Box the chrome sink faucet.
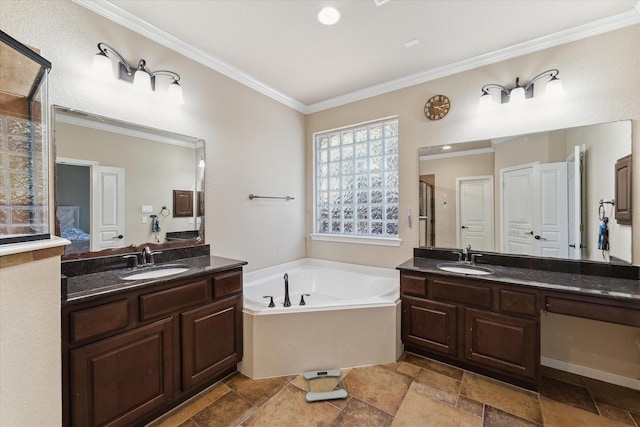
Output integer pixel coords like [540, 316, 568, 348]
[141, 246, 162, 267]
[454, 245, 475, 264]
[462, 245, 471, 263]
[283, 273, 291, 307]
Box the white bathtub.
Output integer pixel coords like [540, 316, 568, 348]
[239, 258, 402, 379]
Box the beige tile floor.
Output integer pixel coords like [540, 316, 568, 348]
[149, 352, 640, 426]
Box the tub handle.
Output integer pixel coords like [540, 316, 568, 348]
[300, 294, 310, 306]
[263, 296, 275, 308]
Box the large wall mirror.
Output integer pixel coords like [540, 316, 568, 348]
[53, 106, 205, 259]
[419, 120, 632, 265]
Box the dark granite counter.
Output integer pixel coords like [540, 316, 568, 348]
[397, 256, 640, 302]
[63, 255, 247, 306]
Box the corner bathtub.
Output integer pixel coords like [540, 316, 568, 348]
[239, 258, 402, 379]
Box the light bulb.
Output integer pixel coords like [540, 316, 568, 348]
[509, 86, 525, 104]
[478, 92, 494, 111]
[92, 53, 113, 80]
[133, 69, 151, 92]
[168, 81, 184, 105]
[545, 77, 565, 100]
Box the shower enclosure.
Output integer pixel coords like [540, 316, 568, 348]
[0, 30, 51, 244]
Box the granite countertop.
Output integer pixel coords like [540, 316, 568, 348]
[397, 257, 640, 302]
[63, 255, 247, 306]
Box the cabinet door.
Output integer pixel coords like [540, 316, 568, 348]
[181, 295, 242, 390]
[465, 308, 537, 380]
[614, 154, 631, 224]
[71, 318, 173, 427]
[402, 295, 457, 356]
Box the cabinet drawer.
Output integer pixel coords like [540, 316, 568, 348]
[430, 278, 491, 309]
[213, 270, 242, 299]
[499, 289, 537, 317]
[70, 299, 129, 344]
[545, 296, 640, 327]
[140, 279, 208, 321]
[401, 274, 427, 296]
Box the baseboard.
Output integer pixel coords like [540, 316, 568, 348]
[541, 357, 640, 390]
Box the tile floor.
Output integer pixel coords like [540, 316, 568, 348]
[149, 352, 640, 427]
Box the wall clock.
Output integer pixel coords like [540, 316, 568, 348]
[424, 95, 450, 120]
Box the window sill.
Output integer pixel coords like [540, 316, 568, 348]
[309, 233, 402, 247]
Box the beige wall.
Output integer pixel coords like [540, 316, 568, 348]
[307, 25, 640, 383]
[0, 255, 63, 426]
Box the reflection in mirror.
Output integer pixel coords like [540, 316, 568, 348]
[419, 121, 632, 264]
[53, 106, 205, 259]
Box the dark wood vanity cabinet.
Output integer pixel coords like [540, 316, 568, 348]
[401, 272, 540, 389]
[62, 268, 243, 427]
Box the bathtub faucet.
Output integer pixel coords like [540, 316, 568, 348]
[283, 273, 291, 307]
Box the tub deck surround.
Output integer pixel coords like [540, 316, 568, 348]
[240, 258, 402, 379]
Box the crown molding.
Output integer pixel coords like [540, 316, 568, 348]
[305, 8, 640, 113]
[74, 0, 639, 115]
[72, 0, 307, 113]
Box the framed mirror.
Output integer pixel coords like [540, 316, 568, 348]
[418, 120, 632, 264]
[53, 106, 205, 259]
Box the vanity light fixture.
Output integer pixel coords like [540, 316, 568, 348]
[479, 69, 564, 110]
[92, 42, 184, 105]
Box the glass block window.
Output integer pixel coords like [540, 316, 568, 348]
[315, 117, 399, 239]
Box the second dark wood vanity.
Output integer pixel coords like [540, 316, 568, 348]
[398, 249, 640, 391]
[61, 248, 246, 427]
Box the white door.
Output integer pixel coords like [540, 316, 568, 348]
[457, 177, 493, 251]
[91, 166, 125, 251]
[501, 166, 534, 255]
[533, 162, 568, 258]
[501, 163, 569, 258]
[567, 145, 584, 260]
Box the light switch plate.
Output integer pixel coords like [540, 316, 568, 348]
[141, 205, 153, 213]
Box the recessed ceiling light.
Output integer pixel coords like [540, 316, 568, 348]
[317, 6, 341, 25]
[442, 145, 452, 150]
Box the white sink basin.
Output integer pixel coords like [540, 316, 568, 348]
[122, 265, 190, 281]
[436, 263, 494, 276]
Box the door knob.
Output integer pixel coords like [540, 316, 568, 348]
[534, 235, 546, 240]
[461, 226, 468, 229]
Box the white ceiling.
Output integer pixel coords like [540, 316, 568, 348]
[75, 0, 640, 113]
